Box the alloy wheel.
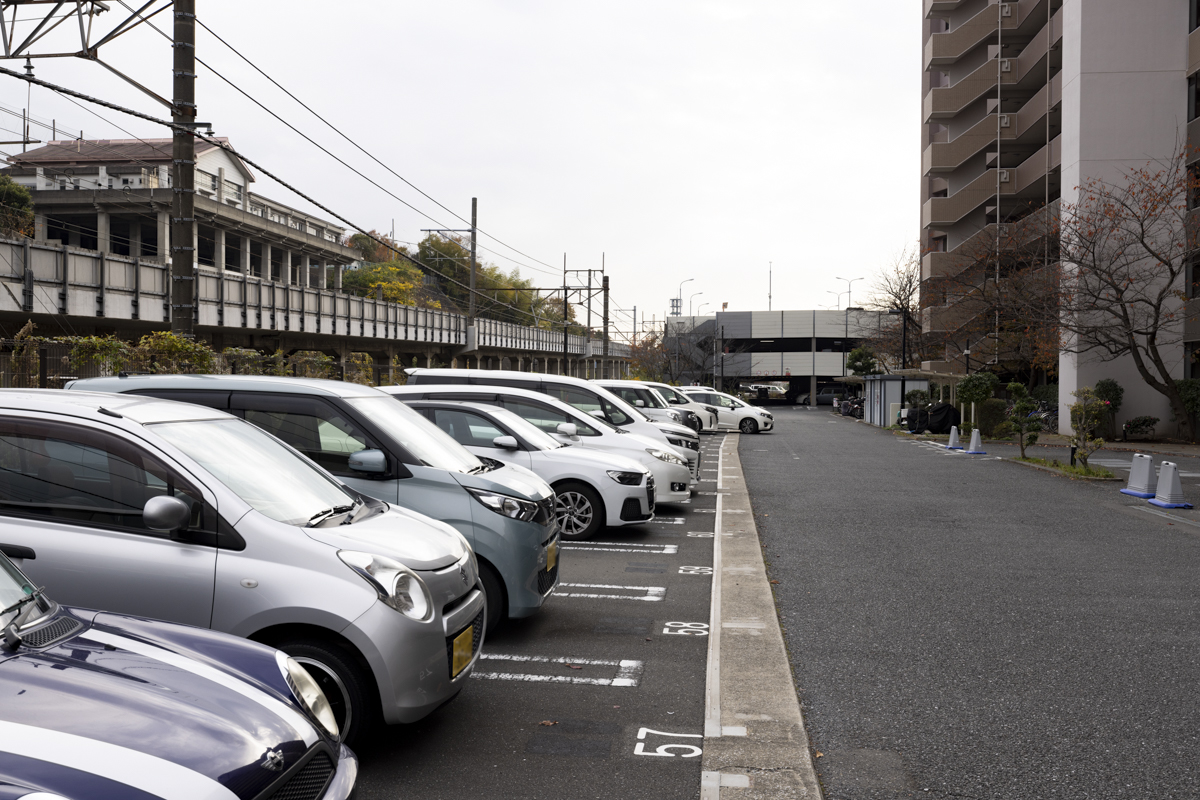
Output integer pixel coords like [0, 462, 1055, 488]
[556, 491, 595, 537]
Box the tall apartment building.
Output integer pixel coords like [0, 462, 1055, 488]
[920, 0, 1192, 432]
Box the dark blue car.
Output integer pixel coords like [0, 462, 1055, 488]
[0, 550, 357, 799]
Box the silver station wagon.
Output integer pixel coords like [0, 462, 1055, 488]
[0, 389, 485, 745]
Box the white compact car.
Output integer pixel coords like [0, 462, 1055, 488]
[380, 384, 695, 504]
[639, 381, 720, 432]
[680, 387, 775, 434]
[594, 379, 697, 430]
[405, 399, 654, 540]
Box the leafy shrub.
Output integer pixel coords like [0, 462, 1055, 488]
[978, 398, 1008, 437]
[1123, 415, 1159, 437]
[1069, 386, 1106, 468]
[1031, 383, 1059, 404]
[905, 389, 929, 408]
[1004, 382, 1042, 457]
[1094, 378, 1123, 415]
[957, 372, 999, 406]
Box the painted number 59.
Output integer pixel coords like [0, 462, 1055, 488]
[634, 727, 703, 758]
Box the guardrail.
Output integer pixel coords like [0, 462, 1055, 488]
[0, 235, 629, 359]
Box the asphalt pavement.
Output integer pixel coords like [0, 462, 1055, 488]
[744, 409, 1200, 799]
[351, 435, 729, 799]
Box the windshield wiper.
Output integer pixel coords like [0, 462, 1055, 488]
[307, 505, 355, 527]
[1, 587, 46, 650]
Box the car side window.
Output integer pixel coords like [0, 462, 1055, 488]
[0, 416, 212, 537]
[233, 394, 378, 477]
[718, 395, 737, 408]
[430, 409, 506, 448]
[500, 399, 600, 437]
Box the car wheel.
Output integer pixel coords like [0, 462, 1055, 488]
[685, 415, 702, 433]
[479, 560, 506, 633]
[554, 481, 605, 541]
[279, 639, 377, 748]
[739, 418, 759, 434]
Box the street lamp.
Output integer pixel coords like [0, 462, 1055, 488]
[696, 302, 710, 316]
[836, 276, 864, 308]
[689, 292, 704, 317]
[676, 278, 694, 317]
[826, 290, 848, 310]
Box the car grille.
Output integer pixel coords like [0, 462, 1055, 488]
[535, 497, 557, 532]
[21, 616, 82, 648]
[646, 475, 656, 513]
[538, 561, 559, 595]
[445, 609, 485, 679]
[266, 750, 334, 800]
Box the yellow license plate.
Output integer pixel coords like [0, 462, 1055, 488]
[547, 541, 558, 571]
[451, 627, 474, 677]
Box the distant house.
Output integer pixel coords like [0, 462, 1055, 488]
[2, 137, 357, 287]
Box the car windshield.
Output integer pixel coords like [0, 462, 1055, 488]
[153, 418, 356, 526]
[655, 386, 689, 405]
[486, 407, 565, 451]
[348, 397, 483, 474]
[0, 555, 48, 629]
[641, 389, 670, 409]
[719, 393, 748, 408]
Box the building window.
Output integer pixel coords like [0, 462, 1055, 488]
[1190, 75, 1200, 122]
[1192, 0, 1200, 32]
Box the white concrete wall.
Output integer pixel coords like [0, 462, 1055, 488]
[1057, 0, 1188, 434]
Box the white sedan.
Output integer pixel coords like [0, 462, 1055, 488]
[680, 388, 775, 434]
[404, 399, 657, 540]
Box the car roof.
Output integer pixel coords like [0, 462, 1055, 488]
[380, 383, 596, 420]
[69, 374, 386, 399]
[407, 367, 592, 388]
[0, 388, 231, 426]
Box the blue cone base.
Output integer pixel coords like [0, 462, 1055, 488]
[1148, 498, 1193, 509]
[946, 446, 963, 450]
[965, 450, 986, 454]
[1120, 489, 1156, 498]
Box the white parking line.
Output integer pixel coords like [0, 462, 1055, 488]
[554, 583, 666, 601]
[473, 655, 644, 687]
[561, 542, 679, 554]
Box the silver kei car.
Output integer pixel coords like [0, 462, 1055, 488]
[0, 390, 485, 746]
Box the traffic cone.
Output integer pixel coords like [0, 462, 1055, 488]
[964, 429, 985, 454]
[946, 426, 963, 450]
[1149, 462, 1193, 508]
[1120, 453, 1157, 498]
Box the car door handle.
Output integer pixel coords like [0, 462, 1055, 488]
[0, 543, 35, 561]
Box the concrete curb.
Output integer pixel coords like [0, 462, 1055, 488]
[700, 434, 823, 799]
[1001, 457, 1124, 481]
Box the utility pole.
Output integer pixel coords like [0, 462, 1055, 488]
[562, 253, 569, 375]
[171, 0, 197, 338]
[602, 274, 610, 358]
[469, 197, 477, 324]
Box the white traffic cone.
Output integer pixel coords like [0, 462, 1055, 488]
[1120, 453, 1157, 498]
[1149, 462, 1193, 509]
[965, 429, 985, 454]
[947, 426, 963, 450]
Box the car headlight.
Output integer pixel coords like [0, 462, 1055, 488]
[667, 410, 682, 422]
[337, 550, 433, 621]
[277, 652, 339, 740]
[647, 448, 687, 467]
[467, 487, 539, 521]
[667, 436, 699, 451]
[607, 469, 645, 485]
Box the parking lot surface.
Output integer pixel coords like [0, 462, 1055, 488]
[352, 434, 730, 799]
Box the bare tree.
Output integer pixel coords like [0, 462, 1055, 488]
[1057, 149, 1199, 440]
[859, 247, 925, 371]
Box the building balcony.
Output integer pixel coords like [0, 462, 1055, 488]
[923, 169, 1001, 228]
[924, 58, 1020, 121]
[924, 0, 1030, 68]
[925, 0, 967, 17]
[1190, 25, 1200, 78]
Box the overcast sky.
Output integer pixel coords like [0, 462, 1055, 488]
[2, 1, 920, 339]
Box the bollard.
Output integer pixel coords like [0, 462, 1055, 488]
[964, 429, 986, 454]
[947, 426, 963, 450]
[1119, 453, 1157, 498]
[1148, 462, 1193, 509]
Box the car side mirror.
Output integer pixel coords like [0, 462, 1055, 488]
[144, 495, 190, 532]
[348, 449, 387, 473]
[492, 435, 519, 450]
[556, 423, 578, 437]
[634, 399, 645, 407]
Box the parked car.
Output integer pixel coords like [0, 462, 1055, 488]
[405, 399, 654, 540]
[814, 387, 841, 406]
[639, 381, 720, 432]
[67, 375, 558, 633]
[404, 369, 702, 486]
[680, 388, 775, 433]
[0, 550, 357, 798]
[380, 384, 695, 505]
[2, 388, 482, 744]
[593, 379, 690, 427]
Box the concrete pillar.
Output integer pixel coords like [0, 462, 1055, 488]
[95, 211, 110, 253]
[301, 254, 311, 287]
[239, 236, 250, 275]
[97, 166, 108, 190]
[318, 261, 327, 289]
[214, 228, 226, 271]
[34, 211, 46, 241]
[192, 225, 198, 269]
[217, 167, 226, 204]
[333, 263, 343, 291]
[264, 243, 273, 282]
[129, 220, 141, 256]
[156, 210, 169, 260]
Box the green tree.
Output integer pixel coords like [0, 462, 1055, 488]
[1094, 378, 1124, 437]
[1004, 381, 1042, 458]
[341, 260, 439, 308]
[956, 372, 999, 407]
[0, 175, 33, 237]
[1069, 386, 1107, 469]
[846, 346, 881, 376]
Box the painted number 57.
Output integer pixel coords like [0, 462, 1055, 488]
[634, 727, 703, 758]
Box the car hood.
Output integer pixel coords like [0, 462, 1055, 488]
[305, 504, 467, 570]
[540, 445, 648, 475]
[0, 608, 330, 800]
[452, 463, 554, 503]
[653, 420, 699, 439]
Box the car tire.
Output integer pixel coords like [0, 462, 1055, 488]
[279, 638, 377, 748]
[739, 418, 759, 434]
[479, 560, 506, 633]
[685, 415, 702, 433]
[554, 481, 605, 541]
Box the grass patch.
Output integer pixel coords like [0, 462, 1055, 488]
[1015, 456, 1114, 479]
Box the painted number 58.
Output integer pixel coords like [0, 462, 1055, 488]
[634, 727, 703, 758]
[663, 622, 709, 636]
